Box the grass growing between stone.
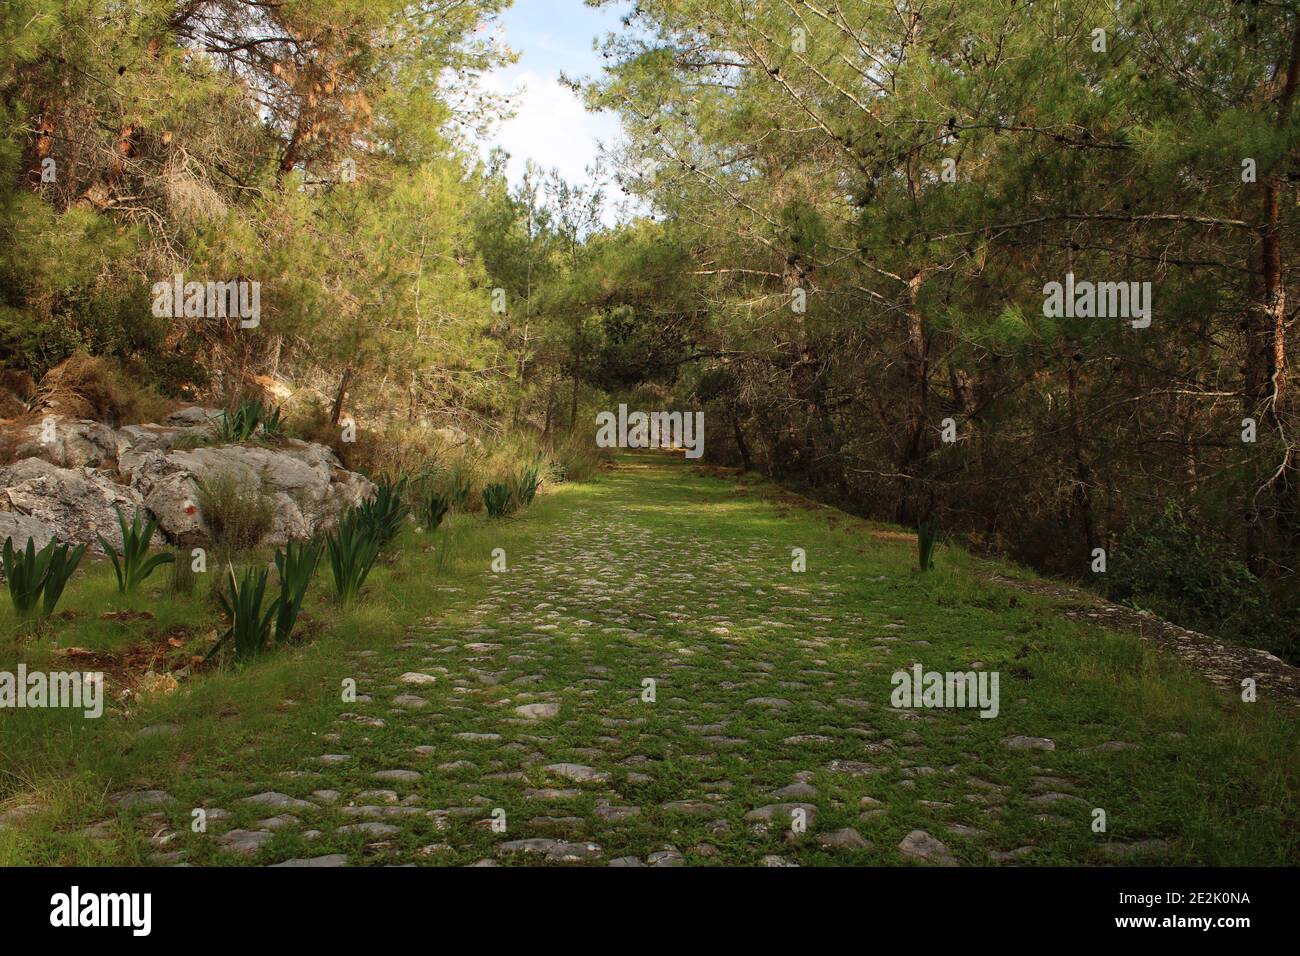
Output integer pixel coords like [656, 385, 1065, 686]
[1, 452, 1297, 866]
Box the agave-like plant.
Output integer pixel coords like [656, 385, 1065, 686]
[511, 461, 543, 508]
[356, 476, 410, 547]
[273, 538, 321, 645]
[420, 490, 449, 532]
[325, 511, 380, 605]
[2, 536, 48, 616]
[216, 400, 263, 442]
[216, 399, 284, 442]
[482, 481, 515, 519]
[41, 540, 86, 617]
[207, 564, 280, 662]
[98, 506, 174, 593]
[260, 403, 284, 438]
[2, 536, 85, 617]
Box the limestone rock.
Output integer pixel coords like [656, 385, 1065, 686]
[0, 458, 156, 553]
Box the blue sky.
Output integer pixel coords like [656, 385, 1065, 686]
[479, 0, 632, 193]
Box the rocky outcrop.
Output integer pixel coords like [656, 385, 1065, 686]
[0, 457, 156, 553]
[11, 417, 120, 469]
[0, 408, 374, 552]
[127, 440, 373, 545]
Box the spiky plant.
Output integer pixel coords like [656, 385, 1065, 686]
[98, 506, 174, 593]
[420, 490, 450, 532]
[325, 511, 380, 606]
[2, 536, 85, 617]
[511, 461, 543, 508]
[273, 538, 321, 645]
[208, 564, 280, 662]
[356, 476, 409, 547]
[482, 481, 514, 519]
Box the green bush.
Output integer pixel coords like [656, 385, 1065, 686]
[97, 506, 174, 593]
[1107, 503, 1279, 652]
[2, 536, 86, 618]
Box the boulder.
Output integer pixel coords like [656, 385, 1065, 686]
[164, 406, 223, 427]
[12, 418, 119, 469]
[0, 458, 157, 553]
[128, 440, 374, 546]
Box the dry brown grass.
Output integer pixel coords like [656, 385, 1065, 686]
[32, 353, 171, 425]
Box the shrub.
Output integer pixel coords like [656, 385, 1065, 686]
[207, 564, 278, 662]
[295, 417, 454, 480]
[285, 397, 339, 449]
[483, 481, 515, 519]
[2, 536, 86, 617]
[547, 430, 605, 482]
[1107, 503, 1267, 644]
[273, 539, 321, 645]
[97, 506, 174, 593]
[193, 468, 276, 552]
[31, 352, 169, 426]
[325, 511, 380, 605]
[169, 548, 196, 594]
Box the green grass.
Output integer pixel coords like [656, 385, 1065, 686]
[1, 452, 1296, 866]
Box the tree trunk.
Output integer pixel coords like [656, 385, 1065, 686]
[730, 407, 753, 471]
[1066, 360, 1100, 560]
[1245, 23, 1300, 574]
[330, 366, 353, 426]
[896, 272, 930, 525]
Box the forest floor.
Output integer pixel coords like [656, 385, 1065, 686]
[2, 452, 1297, 866]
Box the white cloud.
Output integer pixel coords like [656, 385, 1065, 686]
[478, 68, 622, 187]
